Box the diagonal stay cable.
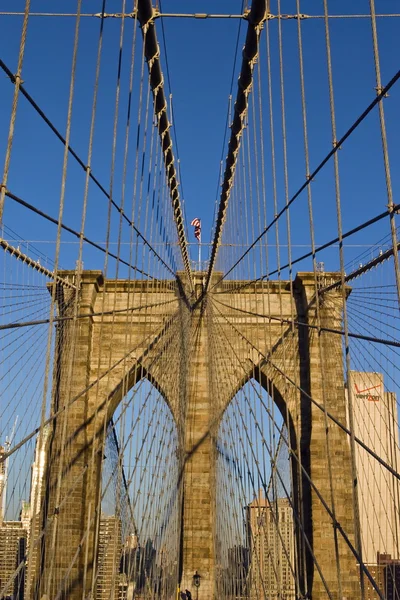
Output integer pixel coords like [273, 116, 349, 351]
[205, 0, 268, 292]
[4, 188, 161, 281]
[211, 67, 400, 290]
[108, 416, 138, 537]
[319, 241, 400, 293]
[0, 58, 178, 281]
[210, 305, 385, 599]
[216, 327, 384, 599]
[136, 0, 193, 291]
[0, 297, 179, 331]
[211, 298, 400, 483]
[214, 201, 400, 296]
[0, 307, 182, 464]
[211, 297, 400, 598]
[213, 296, 400, 348]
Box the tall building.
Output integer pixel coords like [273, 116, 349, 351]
[96, 515, 123, 600]
[364, 553, 400, 600]
[24, 425, 51, 599]
[0, 440, 29, 599]
[29, 426, 51, 523]
[383, 557, 400, 600]
[0, 521, 27, 600]
[20, 502, 30, 533]
[348, 372, 400, 597]
[246, 493, 295, 600]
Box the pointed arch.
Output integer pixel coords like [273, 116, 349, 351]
[105, 361, 176, 425]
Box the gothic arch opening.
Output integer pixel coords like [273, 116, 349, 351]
[99, 378, 180, 600]
[215, 377, 297, 600]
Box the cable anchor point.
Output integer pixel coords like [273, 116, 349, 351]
[387, 204, 400, 215]
[375, 85, 389, 98]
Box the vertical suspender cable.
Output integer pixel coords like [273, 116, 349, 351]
[204, 0, 268, 292]
[368, 0, 400, 308]
[322, 2, 365, 598]
[0, 0, 31, 223]
[136, 0, 193, 293]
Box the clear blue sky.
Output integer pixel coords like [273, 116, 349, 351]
[1, 1, 399, 273]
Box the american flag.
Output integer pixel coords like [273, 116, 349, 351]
[190, 217, 201, 241]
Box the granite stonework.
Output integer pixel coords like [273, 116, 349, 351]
[35, 270, 359, 599]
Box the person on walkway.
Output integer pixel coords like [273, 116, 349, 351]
[185, 590, 192, 600]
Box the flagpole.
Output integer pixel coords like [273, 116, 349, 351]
[198, 238, 201, 270]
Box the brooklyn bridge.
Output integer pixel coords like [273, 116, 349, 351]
[0, 1, 399, 599]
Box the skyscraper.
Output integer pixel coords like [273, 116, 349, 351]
[0, 521, 27, 600]
[24, 425, 51, 599]
[29, 426, 51, 524]
[246, 492, 295, 600]
[348, 371, 400, 597]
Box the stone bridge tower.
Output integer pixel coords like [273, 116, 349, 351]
[32, 270, 359, 599]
